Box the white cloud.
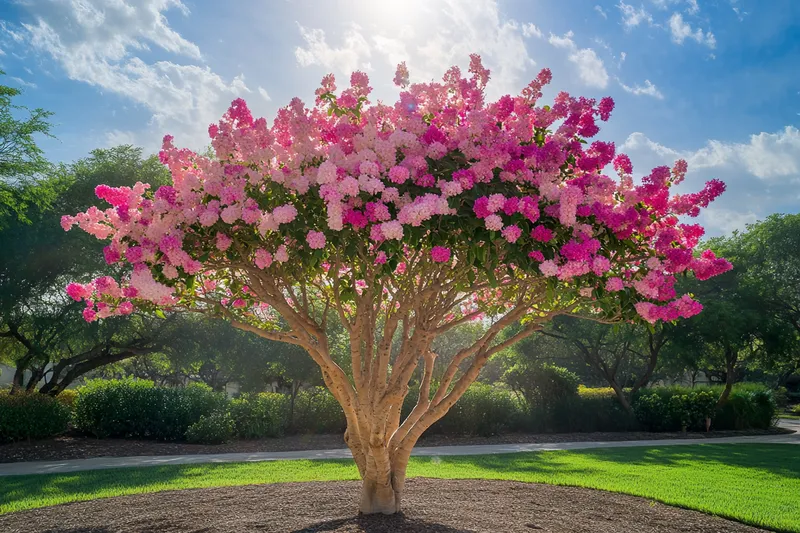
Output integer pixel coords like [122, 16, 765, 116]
[522, 23, 543, 39]
[619, 79, 664, 99]
[703, 208, 758, 234]
[695, 127, 800, 180]
[623, 128, 800, 179]
[622, 131, 682, 159]
[10, 76, 36, 88]
[0, 48, 5, 56]
[294, 0, 537, 99]
[294, 24, 372, 75]
[16, 0, 249, 151]
[617, 2, 654, 28]
[595, 5, 608, 19]
[548, 31, 609, 89]
[0, 21, 25, 43]
[668, 13, 716, 48]
[650, 0, 678, 9]
[622, 127, 800, 235]
[105, 129, 140, 148]
[686, 0, 700, 15]
[257, 86, 271, 102]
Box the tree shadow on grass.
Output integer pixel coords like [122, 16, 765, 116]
[442, 443, 800, 480]
[572, 443, 800, 477]
[291, 513, 474, 532]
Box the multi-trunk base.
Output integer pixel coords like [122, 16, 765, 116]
[359, 478, 401, 515]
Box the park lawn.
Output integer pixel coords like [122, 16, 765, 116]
[1, 444, 798, 532]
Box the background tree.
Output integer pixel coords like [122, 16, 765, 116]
[0, 71, 57, 228]
[0, 146, 172, 394]
[64, 59, 731, 514]
[715, 214, 800, 382]
[541, 317, 670, 412]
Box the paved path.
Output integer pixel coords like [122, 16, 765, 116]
[2, 419, 796, 477]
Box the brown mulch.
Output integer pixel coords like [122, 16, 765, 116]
[0, 479, 769, 532]
[0, 427, 791, 464]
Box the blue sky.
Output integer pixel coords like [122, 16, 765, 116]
[0, 0, 798, 236]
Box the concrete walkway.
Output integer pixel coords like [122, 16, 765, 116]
[2, 419, 797, 477]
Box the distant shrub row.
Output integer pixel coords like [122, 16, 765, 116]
[0, 379, 779, 444]
[0, 390, 72, 443]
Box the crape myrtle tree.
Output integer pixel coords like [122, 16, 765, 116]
[62, 57, 731, 514]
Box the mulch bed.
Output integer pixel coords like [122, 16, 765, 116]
[0, 427, 790, 464]
[0, 479, 769, 532]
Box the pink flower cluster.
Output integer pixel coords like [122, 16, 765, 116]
[61, 55, 732, 326]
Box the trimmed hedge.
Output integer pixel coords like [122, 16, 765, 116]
[56, 389, 78, 407]
[54, 379, 780, 444]
[0, 391, 72, 443]
[186, 412, 235, 444]
[527, 387, 639, 433]
[429, 383, 522, 436]
[292, 387, 347, 434]
[634, 388, 718, 432]
[230, 392, 289, 439]
[73, 379, 227, 441]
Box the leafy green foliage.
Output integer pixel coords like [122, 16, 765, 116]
[185, 411, 235, 444]
[713, 385, 778, 430]
[0, 71, 56, 229]
[430, 383, 522, 436]
[291, 387, 347, 434]
[706, 214, 800, 379]
[529, 387, 638, 433]
[0, 147, 172, 394]
[72, 379, 226, 440]
[634, 388, 717, 431]
[503, 362, 579, 411]
[0, 390, 71, 442]
[229, 393, 289, 439]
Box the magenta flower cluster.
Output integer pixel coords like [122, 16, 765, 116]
[62, 55, 731, 325]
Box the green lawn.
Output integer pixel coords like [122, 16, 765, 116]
[2, 444, 798, 532]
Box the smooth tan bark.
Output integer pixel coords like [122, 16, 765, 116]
[359, 476, 400, 515]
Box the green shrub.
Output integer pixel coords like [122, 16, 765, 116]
[504, 363, 579, 411]
[432, 383, 523, 436]
[534, 391, 638, 433]
[186, 412, 235, 444]
[230, 393, 289, 438]
[73, 379, 227, 441]
[791, 404, 800, 416]
[56, 389, 78, 407]
[0, 391, 71, 443]
[633, 384, 777, 432]
[292, 387, 346, 434]
[774, 387, 788, 409]
[715, 387, 777, 430]
[633, 389, 717, 432]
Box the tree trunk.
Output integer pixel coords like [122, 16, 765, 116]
[609, 380, 633, 414]
[359, 474, 401, 515]
[356, 444, 409, 515]
[288, 382, 300, 432]
[716, 348, 737, 408]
